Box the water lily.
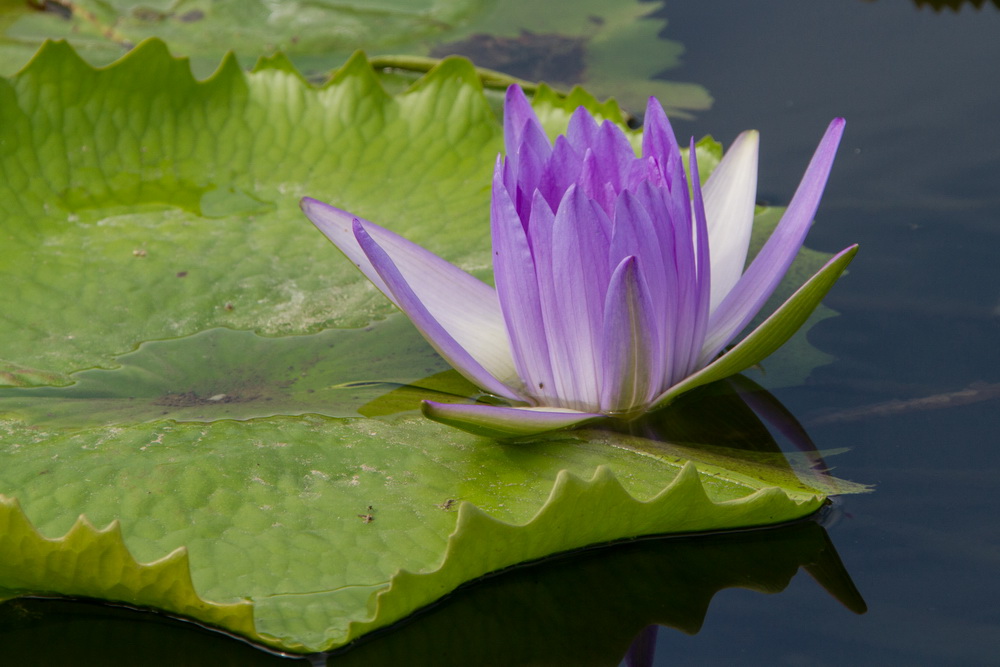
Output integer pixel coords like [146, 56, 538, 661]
[301, 85, 856, 438]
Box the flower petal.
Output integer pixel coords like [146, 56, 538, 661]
[702, 130, 759, 315]
[567, 105, 599, 154]
[537, 135, 581, 211]
[652, 244, 858, 411]
[422, 401, 604, 439]
[661, 163, 699, 383]
[579, 149, 616, 218]
[632, 181, 680, 386]
[593, 120, 638, 192]
[492, 176, 555, 402]
[609, 190, 672, 387]
[503, 85, 547, 160]
[610, 189, 667, 309]
[600, 256, 661, 413]
[641, 96, 685, 193]
[509, 116, 554, 216]
[683, 138, 712, 378]
[349, 217, 525, 402]
[540, 185, 612, 409]
[302, 197, 520, 388]
[700, 119, 846, 364]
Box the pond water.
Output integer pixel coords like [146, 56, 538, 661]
[2, 1, 999, 665]
[663, 1, 1000, 664]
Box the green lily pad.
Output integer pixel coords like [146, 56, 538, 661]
[0, 0, 710, 116]
[0, 41, 860, 653]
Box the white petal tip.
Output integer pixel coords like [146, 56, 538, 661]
[737, 129, 760, 146]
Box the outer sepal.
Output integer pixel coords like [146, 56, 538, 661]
[651, 244, 859, 411]
[421, 401, 605, 439]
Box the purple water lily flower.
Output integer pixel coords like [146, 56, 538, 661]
[301, 85, 856, 438]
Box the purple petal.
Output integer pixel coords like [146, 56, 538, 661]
[662, 166, 698, 383]
[567, 105, 599, 154]
[633, 181, 680, 386]
[501, 157, 520, 216]
[503, 85, 545, 160]
[683, 137, 712, 377]
[600, 256, 662, 413]
[624, 155, 665, 193]
[610, 190, 669, 336]
[610, 191, 666, 292]
[537, 185, 612, 410]
[700, 119, 846, 363]
[577, 149, 604, 210]
[525, 182, 554, 259]
[514, 130, 554, 217]
[422, 401, 604, 439]
[593, 120, 638, 192]
[302, 197, 520, 387]
[351, 218, 525, 402]
[536, 135, 581, 211]
[492, 178, 555, 401]
[578, 149, 621, 221]
[641, 96, 684, 193]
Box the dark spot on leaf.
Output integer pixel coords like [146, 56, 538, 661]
[154, 390, 260, 407]
[179, 9, 205, 23]
[176, 271, 187, 278]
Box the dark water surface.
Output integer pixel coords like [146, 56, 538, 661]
[663, 1, 1000, 664]
[3, 2, 999, 665]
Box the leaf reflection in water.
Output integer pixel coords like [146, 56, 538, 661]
[318, 517, 864, 667]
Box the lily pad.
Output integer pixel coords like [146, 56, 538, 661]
[0, 41, 859, 653]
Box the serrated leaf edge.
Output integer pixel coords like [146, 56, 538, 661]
[2, 462, 821, 654]
[0, 494, 256, 637]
